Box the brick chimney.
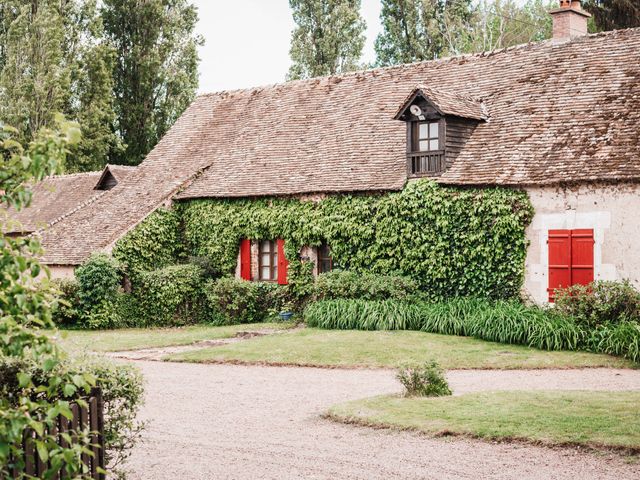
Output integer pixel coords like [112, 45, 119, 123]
[549, 0, 591, 40]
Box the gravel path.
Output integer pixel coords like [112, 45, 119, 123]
[123, 361, 640, 480]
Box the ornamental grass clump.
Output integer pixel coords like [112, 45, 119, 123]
[397, 361, 452, 397]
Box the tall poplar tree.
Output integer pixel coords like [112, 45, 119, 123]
[101, 0, 202, 166]
[375, 0, 474, 66]
[287, 0, 366, 80]
[0, 0, 122, 172]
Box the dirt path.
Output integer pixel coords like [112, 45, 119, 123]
[122, 361, 640, 480]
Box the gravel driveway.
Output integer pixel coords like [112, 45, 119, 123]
[123, 362, 640, 480]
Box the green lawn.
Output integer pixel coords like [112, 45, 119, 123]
[327, 391, 640, 451]
[166, 328, 634, 369]
[55, 322, 292, 353]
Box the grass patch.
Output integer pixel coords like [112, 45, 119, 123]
[55, 322, 292, 353]
[166, 328, 633, 369]
[327, 391, 640, 452]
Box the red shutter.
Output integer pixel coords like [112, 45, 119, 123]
[571, 229, 594, 287]
[547, 229, 594, 302]
[240, 239, 252, 280]
[277, 239, 288, 285]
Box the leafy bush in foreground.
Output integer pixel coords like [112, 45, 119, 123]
[204, 277, 285, 325]
[554, 280, 640, 328]
[304, 298, 640, 362]
[314, 270, 419, 302]
[397, 361, 452, 397]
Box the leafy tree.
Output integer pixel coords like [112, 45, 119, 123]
[375, 0, 474, 66]
[375, 0, 555, 66]
[287, 0, 366, 80]
[0, 0, 122, 172]
[101, 0, 202, 166]
[583, 0, 640, 30]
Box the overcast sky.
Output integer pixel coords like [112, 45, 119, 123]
[192, 0, 383, 93]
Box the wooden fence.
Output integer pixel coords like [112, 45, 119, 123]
[11, 389, 105, 480]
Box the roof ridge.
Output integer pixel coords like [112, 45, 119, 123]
[45, 170, 102, 180]
[196, 28, 640, 99]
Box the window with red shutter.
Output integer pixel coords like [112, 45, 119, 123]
[240, 239, 252, 280]
[277, 239, 289, 285]
[547, 229, 594, 302]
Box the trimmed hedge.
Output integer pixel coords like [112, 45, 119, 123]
[134, 264, 206, 326]
[204, 277, 285, 325]
[304, 298, 640, 362]
[314, 270, 419, 301]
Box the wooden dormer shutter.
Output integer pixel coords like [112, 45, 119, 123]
[240, 239, 252, 280]
[277, 239, 289, 285]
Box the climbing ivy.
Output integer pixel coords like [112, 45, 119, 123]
[112, 208, 183, 275]
[173, 181, 534, 301]
[112, 180, 533, 301]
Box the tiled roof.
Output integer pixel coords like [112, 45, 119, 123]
[393, 84, 488, 121]
[37, 28, 640, 264]
[3, 172, 103, 234]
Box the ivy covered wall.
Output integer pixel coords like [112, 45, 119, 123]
[112, 181, 533, 301]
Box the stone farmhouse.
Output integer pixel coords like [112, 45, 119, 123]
[6, 0, 640, 304]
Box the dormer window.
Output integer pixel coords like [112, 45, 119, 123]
[394, 84, 487, 179]
[413, 120, 441, 152]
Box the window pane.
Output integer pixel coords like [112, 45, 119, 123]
[429, 139, 439, 151]
[429, 122, 439, 138]
[419, 140, 429, 151]
[419, 123, 428, 139]
[273, 265, 278, 279]
[260, 266, 270, 279]
[260, 240, 271, 253]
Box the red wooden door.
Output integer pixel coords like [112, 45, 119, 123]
[240, 239, 252, 280]
[277, 239, 289, 285]
[547, 229, 594, 302]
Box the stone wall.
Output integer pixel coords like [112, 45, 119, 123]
[524, 183, 640, 304]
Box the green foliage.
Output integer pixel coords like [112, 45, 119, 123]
[583, 0, 640, 31]
[180, 181, 533, 302]
[69, 356, 144, 476]
[0, 120, 101, 478]
[287, 0, 366, 80]
[101, 0, 203, 165]
[554, 280, 640, 328]
[204, 277, 285, 326]
[75, 253, 122, 312]
[314, 270, 418, 301]
[586, 321, 640, 363]
[50, 278, 82, 327]
[0, 0, 123, 172]
[304, 297, 640, 362]
[113, 208, 184, 275]
[135, 264, 205, 327]
[375, 0, 554, 66]
[397, 361, 452, 397]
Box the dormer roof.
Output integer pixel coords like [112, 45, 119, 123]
[394, 84, 488, 121]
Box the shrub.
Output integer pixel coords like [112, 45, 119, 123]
[585, 321, 640, 363]
[397, 361, 452, 397]
[75, 253, 122, 311]
[0, 355, 144, 478]
[304, 298, 593, 355]
[204, 277, 285, 325]
[50, 278, 81, 326]
[70, 356, 145, 477]
[314, 270, 419, 302]
[554, 280, 640, 328]
[135, 264, 205, 326]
